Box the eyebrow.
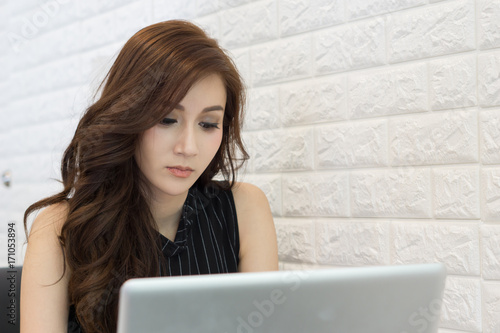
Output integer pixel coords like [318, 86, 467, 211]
[175, 104, 224, 112]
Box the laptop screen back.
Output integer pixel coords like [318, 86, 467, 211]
[117, 263, 446, 333]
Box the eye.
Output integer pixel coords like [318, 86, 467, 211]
[199, 122, 220, 130]
[160, 118, 177, 126]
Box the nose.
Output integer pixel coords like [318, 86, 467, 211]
[173, 125, 198, 157]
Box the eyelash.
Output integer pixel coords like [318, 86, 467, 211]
[159, 118, 220, 130]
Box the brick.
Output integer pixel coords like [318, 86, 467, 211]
[478, 0, 500, 50]
[79, 43, 120, 85]
[77, 0, 136, 19]
[152, 0, 196, 21]
[220, 0, 278, 48]
[280, 0, 344, 36]
[440, 276, 481, 331]
[7, 120, 72, 156]
[0, 6, 6, 31]
[4, 102, 24, 129]
[280, 76, 347, 127]
[316, 220, 389, 265]
[251, 130, 281, 172]
[8, 87, 80, 128]
[315, 18, 385, 75]
[280, 262, 329, 270]
[481, 110, 500, 164]
[219, 0, 253, 9]
[114, 1, 153, 41]
[0, 81, 10, 107]
[482, 168, 500, 221]
[253, 128, 314, 172]
[346, 0, 426, 20]
[44, 0, 79, 31]
[4, 32, 32, 70]
[9, 1, 72, 34]
[274, 218, 315, 263]
[389, 111, 478, 166]
[240, 131, 254, 172]
[0, 55, 9, 81]
[8, 0, 78, 36]
[230, 48, 250, 88]
[10, 182, 63, 213]
[283, 172, 349, 217]
[7, 12, 57, 64]
[433, 167, 480, 219]
[245, 86, 280, 131]
[387, 0, 475, 63]
[197, 0, 219, 16]
[9, 71, 28, 99]
[430, 55, 477, 110]
[251, 35, 312, 86]
[392, 222, 479, 275]
[482, 282, 500, 332]
[45, 55, 83, 92]
[6, 153, 55, 184]
[0, 233, 6, 267]
[6, 0, 38, 16]
[282, 128, 315, 171]
[193, 14, 220, 40]
[36, 23, 82, 61]
[348, 63, 427, 119]
[80, 11, 117, 51]
[351, 168, 431, 218]
[0, 132, 9, 155]
[482, 225, 500, 279]
[316, 119, 388, 168]
[478, 51, 500, 107]
[243, 174, 282, 217]
[0, 32, 13, 59]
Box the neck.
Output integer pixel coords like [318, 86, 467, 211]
[149, 191, 189, 234]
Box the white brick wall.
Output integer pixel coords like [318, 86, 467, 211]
[1, 0, 500, 331]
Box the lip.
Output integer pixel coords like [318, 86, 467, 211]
[166, 166, 194, 178]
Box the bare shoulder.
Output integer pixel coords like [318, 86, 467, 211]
[21, 201, 71, 332]
[231, 182, 278, 272]
[231, 182, 269, 210]
[28, 201, 69, 239]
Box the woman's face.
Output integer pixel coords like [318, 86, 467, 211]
[135, 74, 226, 199]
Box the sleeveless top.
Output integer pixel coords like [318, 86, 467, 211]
[67, 181, 240, 332]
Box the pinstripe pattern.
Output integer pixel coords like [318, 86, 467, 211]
[67, 181, 240, 333]
[158, 181, 240, 276]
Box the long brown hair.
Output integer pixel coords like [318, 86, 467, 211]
[24, 20, 248, 333]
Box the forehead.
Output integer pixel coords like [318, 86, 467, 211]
[175, 74, 227, 111]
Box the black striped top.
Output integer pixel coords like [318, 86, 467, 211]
[158, 180, 240, 275]
[68, 181, 240, 332]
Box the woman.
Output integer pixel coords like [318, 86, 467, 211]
[21, 20, 278, 333]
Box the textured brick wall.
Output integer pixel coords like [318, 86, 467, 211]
[1, 0, 500, 331]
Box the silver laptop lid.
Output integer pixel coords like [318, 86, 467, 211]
[117, 263, 446, 333]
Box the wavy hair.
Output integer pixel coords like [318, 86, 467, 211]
[24, 20, 248, 333]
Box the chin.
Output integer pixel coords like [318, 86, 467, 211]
[156, 178, 198, 198]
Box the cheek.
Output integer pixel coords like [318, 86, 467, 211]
[204, 131, 224, 154]
[136, 128, 161, 166]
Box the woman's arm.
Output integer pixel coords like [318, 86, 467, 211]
[232, 182, 279, 272]
[21, 202, 70, 333]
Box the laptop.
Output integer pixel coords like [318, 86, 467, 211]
[117, 263, 446, 333]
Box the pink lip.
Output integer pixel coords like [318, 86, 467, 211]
[167, 166, 194, 178]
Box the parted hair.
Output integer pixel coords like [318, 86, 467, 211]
[24, 20, 248, 333]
